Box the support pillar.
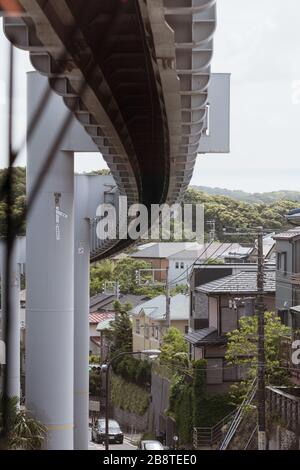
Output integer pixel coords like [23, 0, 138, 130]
[1, 241, 21, 400]
[74, 176, 90, 449]
[26, 72, 74, 449]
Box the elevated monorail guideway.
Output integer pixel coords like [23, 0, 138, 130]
[3, 1, 216, 234]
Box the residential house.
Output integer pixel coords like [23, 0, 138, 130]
[89, 312, 114, 355]
[167, 242, 248, 286]
[273, 227, 300, 327]
[186, 268, 275, 392]
[222, 246, 253, 264]
[130, 294, 189, 352]
[247, 233, 276, 263]
[130, 242, 199, 282]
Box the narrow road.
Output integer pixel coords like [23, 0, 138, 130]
[88, 428, 138, 451]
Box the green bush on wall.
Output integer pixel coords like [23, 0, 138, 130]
[168, 377, 193, 444]
[110, 374, 151, 416]
[168, 359, 235, 444]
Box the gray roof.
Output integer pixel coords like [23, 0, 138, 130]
[196, 270, 275, 295]
[131, 242, 198, 259]
[90, 293, 150, 312]
[168, 242, 247, 261]
[273, 228, 300, 241]
[185, 327, 226, 346]
[291, 305, 300, 314]
[130, 293, 189, 321]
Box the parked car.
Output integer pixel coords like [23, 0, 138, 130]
[91, 419, 124, 444]
[138, 440, 165, 450]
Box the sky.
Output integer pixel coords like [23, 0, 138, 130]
[1, 0, 300, 192]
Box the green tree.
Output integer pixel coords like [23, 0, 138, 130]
[160, 327, 189, 369]
[105, 302, 132, 356]
[226, 312, 291, 403]
[90, 259, 115, 296]
[113, 258, 151, 294]
[90, 258, 152, 296]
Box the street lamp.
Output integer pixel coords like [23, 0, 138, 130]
[102, 349, 161, 451]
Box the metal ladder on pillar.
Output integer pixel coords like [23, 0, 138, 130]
[219, 377, 258, 450]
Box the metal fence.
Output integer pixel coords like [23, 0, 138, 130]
[193, 409, 237, 449]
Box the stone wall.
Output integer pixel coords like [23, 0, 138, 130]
[269, 423, 300, 450]
[112, 406, 149, 433]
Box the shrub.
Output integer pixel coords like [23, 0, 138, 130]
[113, 356, 151, 387]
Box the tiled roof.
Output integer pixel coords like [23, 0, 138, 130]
[196, 270, 275, 295]
[90, 293, 150, 312]
[273, 229, 300, 241]
[185, 327, 226, 346]
[89, 312, 114, 324]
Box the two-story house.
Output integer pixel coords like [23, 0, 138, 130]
[273, 228, 300, 327]
[130, 294, 189, 352]
[186, 267, 275, 392]
[130, 242, 200, 282]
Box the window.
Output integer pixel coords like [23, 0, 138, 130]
[144, 325, 149, 339]
[175, 262, 179, 269]
[135, 319, 140, 334]
[180, 262, 184, 269]
[154, 325, 159, 340]
[277, 252, 287, 273]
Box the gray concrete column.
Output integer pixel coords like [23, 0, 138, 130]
[1, 241, 21, 400]
[74, 176, 90, 449]
[26, 72, 74, 449]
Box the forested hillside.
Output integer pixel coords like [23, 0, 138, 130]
[0, 168, 298, 239]
[184, 188, 298, 241]
[192, 185, 300, 205]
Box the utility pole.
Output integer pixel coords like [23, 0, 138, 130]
[165, 266, 171, 328]
[207, 219, 216, 243]
[256, 228, 266, 450]
[115, 281, 120, 301]
[222, 226, 268, 449]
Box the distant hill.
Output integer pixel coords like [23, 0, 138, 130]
[191, 186, 300, 205]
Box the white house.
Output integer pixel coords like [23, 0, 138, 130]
[167, 242, 247, 286]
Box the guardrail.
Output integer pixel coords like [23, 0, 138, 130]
[193, 409, 236, 448]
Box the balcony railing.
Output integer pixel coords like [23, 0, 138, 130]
[267, 386, 300, 434]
